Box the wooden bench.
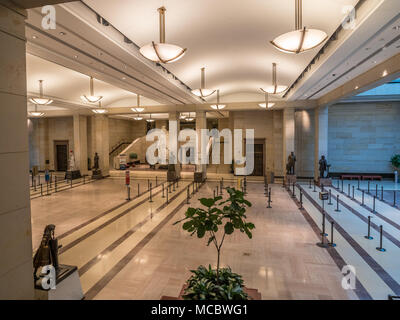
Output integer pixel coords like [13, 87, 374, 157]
[362, 175, 382, 181]
[341, 175, 361, 180]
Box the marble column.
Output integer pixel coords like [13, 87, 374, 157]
[282, 108, 295, 175]
[92, 114, 109, 176]
[168, 111, 181, 178]
[314, 105, 329, 180]
[0, 3, 34, 299]
[73, 114, 88, 175]
[196, 111, 207, 175]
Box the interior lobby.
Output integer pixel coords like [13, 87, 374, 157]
[1, 0, 400, 303]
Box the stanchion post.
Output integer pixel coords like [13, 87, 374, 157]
[300, 190, 303, 209]
[394, 191, 397, 207]
[381, 186, 383, 201]
[126, 185, 131, 201]
[341, 179, 344, 192]
[368, 180, 370, 194]
[357, 178, 360, 190]
[313, 181, 316, 192]
[309, 179, 312, 189]
[335, 194, 341, 212]
[328, 221, 336, 247]
[40, 184, 43, 197]
[365, 216, 373, 240]
[166, 186, 169, 204]
[320, 213, 328, 236]
[348, 184, 350, 197]
[373, 196, 376, 213]
[187, 186, 190, 204]
[292, 183, 296, 198]
[162, 183, 165, 198]
[138, 183, 140, 197]
[362, 190, 365, 206]
[352, 185, 355, 199]
[267, 190, 272, 208]
[149, 183, 153, 203]
[328, 189, 332, 205]
[55, 176, 57, 193]
[376, 225, 386, 252]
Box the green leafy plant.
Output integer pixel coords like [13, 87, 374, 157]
[391, 154, 400, 169]
[183, 265, 248, 300]
[174, 187, 254, 300]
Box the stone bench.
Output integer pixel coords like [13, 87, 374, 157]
[341, 175, 361, 180]
[362, 175, 382, 181]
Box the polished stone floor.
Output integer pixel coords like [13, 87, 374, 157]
[30, 178, 357, 300]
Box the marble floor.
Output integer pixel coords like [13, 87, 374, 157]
[30, 178, 357, 300]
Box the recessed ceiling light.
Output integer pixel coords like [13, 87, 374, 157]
[32, 35, 38, 39]
[122, 77, 126, 80]
[74, 55, 78, 59]
[59, 32, 66, 36]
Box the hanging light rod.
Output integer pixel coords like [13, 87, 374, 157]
[29, 80, 53, 105]
[29, 104, 45, 117]
[270, 0, 327, 54]
[258, 93, 275, 109]
[81, 76, 103, 104]
[192, 67, 216, 98]
[146, 114, 155, 122]
[140, 7, 187, 64]
[211, 90, 226, 110]
[260, 63, 288, 94]
[131, 95, 145, 113]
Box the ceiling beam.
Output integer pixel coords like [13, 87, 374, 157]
[10, 0, 74, 9]
[318, 53, 400, 107]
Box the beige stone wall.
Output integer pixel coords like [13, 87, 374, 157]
[295, 109, 315, 177]
[328, 102, 400, 173]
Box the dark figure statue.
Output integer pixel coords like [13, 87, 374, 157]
[319, 155, 328, 178]
[33, 225, 61, 281]
[286, 152, 296, 175]
[94, 152, 99, 170]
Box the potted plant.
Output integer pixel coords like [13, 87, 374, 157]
[391, 154, 400, 182]
[173, 187, 257, 300]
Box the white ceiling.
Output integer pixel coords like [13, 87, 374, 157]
[84, 0, 358, 102]
[26, 53, 162, 110]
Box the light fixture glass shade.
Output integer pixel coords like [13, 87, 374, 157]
[29, 98, 53, 105]
[271, 28, 327, 54]
[210, 104, 226, 110]
[140, 43, 186, 64]
[260, 85, 288, 94]
[81, 95, 103, 104]
[258, 103, 275, 109]
[146, 118, 155, 122]
[191, 88, 216, 98]
[29, 111, 45, 117]
[133, 116, 143, 121]
[186, 117, 194, 122]
[92, 108, 107, 114]
[131, 107, 144, 113]
[179, 114, 187, 120]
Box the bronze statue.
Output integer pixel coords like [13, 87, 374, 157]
[33, 225, 61, 281]
[286, 152, 296, 175]
[94, 152, 99, 170]
[319, 155, 328, 178]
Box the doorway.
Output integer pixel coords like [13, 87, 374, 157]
[54, 141, 69, 171]
[252, 143, 264, 176]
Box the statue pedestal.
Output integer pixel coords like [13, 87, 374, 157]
[34, 265, 83, 300]
[318, 178, 332, 187]
[92, 169, 103, 180]
[285, 174, 297, 185]
[65, 170, 81, 180]
[194, 171, 206, 183]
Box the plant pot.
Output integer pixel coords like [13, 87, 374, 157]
[161, 284, 261, 300]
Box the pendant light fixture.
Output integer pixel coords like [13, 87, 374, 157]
[270, 0, 327, 54]
[133, 114, 143, 121]
[186, 112, 195, 122]
[131, 95, 145, 113]
[81, 76, 103, 104]
[258, 93, 275, 109]
[29, 104, 45, 117]
[91, 101, 107, 114]
[140, 7, 187, 64]
[191, 67, 216, 98]
[146, 114, 155, 123]
[29, 80, 53, 105]
[260, 63, 288, 95]
[211, 90, 226, 110]
[179, 113, 187, 120]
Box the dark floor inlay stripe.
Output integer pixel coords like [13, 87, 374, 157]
[299, 185, 400, 296]
[289, 188, 372, 300]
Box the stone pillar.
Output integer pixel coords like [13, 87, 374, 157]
[92, 114, 109, 176]
[196, 111, 207, 176]
[282, 108, 295, 175]
[73, 114, 88, 175]
[168, 112, 181, 178]
[314, 105, 329, 180]
[0, 3, 34, 299]
[272, 110, 283, 177]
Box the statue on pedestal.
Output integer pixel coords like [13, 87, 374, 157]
[319, 155, 328, 178]
[286, 152, 296, 175]
[94, 152, 99, 170]
[92, 152, 103, 179]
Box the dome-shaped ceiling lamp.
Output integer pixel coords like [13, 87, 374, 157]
[191, 67, 216, 98]
[29, 80, 53, 105]
[131, 95, 145, 113]
[146, 114, 155, 123]
[81, 76, 103, 104]
[133, 114, 143, 121]
[270, 0, 327, 54]
[140, 7, 187, 64]
[186, 112, 195, 122]
[29, 104, 45, 117]
[179, 113, 187, 120]
[211, 90, 226, 110]
[260, 63, 288, 95]
[91, 101, 108, 114]
[258, 93, 275, 109]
